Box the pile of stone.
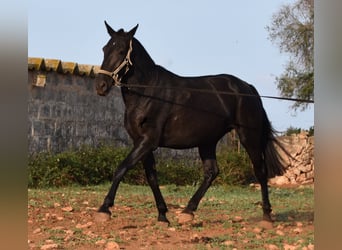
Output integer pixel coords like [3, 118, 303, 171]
[269, 131, 314, 186]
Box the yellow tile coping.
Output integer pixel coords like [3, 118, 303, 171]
[28, 57, 98, 77]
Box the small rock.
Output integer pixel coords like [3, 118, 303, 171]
[283, 243, 297, 250]
[40, 243, 59, 250]
[296, 222, 303, 227]
[276, 230, 285, 236]
[190, 233, 200, 242]
[33, 228, 41, 234]
[253, 227, 263, 233]
[61, 206, 74, 212]
[64, 229, 74, 235]
[105, 241, 120, 250]
[274, 176, 290, 186]
[266, 244, 279, 250]
[224, 240, 235, 246]
[232, 216, 243, 223]
[293, 227, 303, 234]
[95, 239, 106, 245]
[76, 221, 93, 229]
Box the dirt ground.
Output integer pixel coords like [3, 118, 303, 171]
[28, 186, 314, 250]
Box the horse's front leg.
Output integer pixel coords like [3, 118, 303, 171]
[96, 141, 154, 221]
[143, 152, 169, 224]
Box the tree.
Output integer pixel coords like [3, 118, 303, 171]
[266, 0, 314, 110]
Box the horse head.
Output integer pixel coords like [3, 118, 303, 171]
[96, 21, 138, 96]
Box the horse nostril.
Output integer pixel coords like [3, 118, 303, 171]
[96, 81, 108, 95]
[101, 82, 107, 90]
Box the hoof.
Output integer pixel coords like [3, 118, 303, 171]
[178, 212, 194, 224]
[258, 220, 274, 230]
[157, 217, 170, 226]
[94, 212, 111, 222]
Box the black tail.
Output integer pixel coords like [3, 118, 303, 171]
[262, 109, 287, 178]
[247, 83, 288, 178]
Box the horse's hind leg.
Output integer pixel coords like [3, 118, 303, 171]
[237, 128, 272, 222]
[143, 152, 169, 224]
[179, 144, 219, 223]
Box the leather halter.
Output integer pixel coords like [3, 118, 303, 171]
[98, 40, 133, 86]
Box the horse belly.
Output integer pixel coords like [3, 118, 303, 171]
[160, 113, 229, 149]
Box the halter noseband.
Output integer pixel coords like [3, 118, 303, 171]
[98, 40, 133, 86]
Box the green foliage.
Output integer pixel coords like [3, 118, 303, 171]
[284, 125, 314, 136]
[215, 147, 255, 185]
[155, 159, 202, 186]
[28, 145, 129, 188]
[308, 126, 314, 136]
[285, 126, 302, 136]
[266, 0, 314, 110]
[29, 145, 253, 188]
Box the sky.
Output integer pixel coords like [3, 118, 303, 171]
[28, 0, 314, 132]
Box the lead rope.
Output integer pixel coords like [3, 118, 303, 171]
[98, 40, 313, 104]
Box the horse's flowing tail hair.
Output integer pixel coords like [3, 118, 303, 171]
[262, 108, 287, 178]
[247, 83, 287, 178]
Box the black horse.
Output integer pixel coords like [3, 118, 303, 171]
[95, 21, 285, 224]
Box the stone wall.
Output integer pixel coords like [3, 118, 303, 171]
[28, 58, 130, 154]
[27, 57, 198, 158]
[270, 131, 314, 186]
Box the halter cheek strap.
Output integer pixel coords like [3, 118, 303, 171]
[98, 40, 133, 87]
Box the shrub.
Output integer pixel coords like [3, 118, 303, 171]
[285, 126, 302, 136]
[28, 145, 254, 188]
[215, 147, 255, 185]
[28, 145, 129, 188]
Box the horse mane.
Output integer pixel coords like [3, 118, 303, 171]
[131, 38, 156, 70]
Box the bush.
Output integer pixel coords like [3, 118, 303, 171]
[28, 145, 129, 188]
[215, 147, 255, 185]
[28, 145, 254, 188]
[285, 126, 302, 136]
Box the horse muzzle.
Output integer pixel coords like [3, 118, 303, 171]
[96, 80, 111, 96]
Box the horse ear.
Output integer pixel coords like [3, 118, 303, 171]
[127, 24, 139, 38]
[104, 21, 116, 36]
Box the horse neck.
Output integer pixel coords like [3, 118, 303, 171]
[128, 39, 157, 84]
[120, 39, 159, 105]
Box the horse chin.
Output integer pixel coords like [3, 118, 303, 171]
[96, 86, 111, 96]
[97, 90, 108, 96]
